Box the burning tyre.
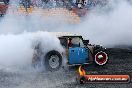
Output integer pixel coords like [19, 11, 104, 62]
[95, 51, 108, 65]
[44, 50, 62, 71]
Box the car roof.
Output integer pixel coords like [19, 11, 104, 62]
[51, 32, 82, 38]
[32, 31, 82, 39]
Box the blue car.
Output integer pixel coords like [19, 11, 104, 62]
[32, 32, 108, 71]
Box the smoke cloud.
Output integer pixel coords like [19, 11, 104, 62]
[0, 32, 63, 69]
[0, 0, 65, 69]
[0, 0, 132, 69]
[74, 0, 132, 47]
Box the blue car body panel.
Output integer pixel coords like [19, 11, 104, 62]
[68, 47, 88, 64]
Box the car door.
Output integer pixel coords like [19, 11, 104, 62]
[68, 47, 88, 64]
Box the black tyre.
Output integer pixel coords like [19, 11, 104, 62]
[44, 50, 62, 71]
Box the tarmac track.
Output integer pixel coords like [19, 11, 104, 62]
[0, 48, 132, 88]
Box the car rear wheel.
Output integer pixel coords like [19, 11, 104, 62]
[44, 50, 62, 71]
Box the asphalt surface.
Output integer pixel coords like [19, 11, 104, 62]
[0, 48, 132, 88]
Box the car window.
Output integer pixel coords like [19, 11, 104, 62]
[59, 38, 67, 48]
[79, 38, 85, 47]
[71, 37, 85, 47]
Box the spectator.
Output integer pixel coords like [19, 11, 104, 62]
[31, 0, 41, 7]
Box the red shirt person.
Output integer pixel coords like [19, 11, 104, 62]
[68, 38, 73, 47]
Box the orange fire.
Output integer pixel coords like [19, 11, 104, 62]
[78, 65, 86, 76]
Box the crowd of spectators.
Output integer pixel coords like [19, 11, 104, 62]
[0, 0, 108, 9]
[0, 0, 108, 16]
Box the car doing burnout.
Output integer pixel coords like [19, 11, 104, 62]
[32, 32, 108, 71]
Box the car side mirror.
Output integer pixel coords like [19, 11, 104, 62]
[83, 40, 89, 46]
